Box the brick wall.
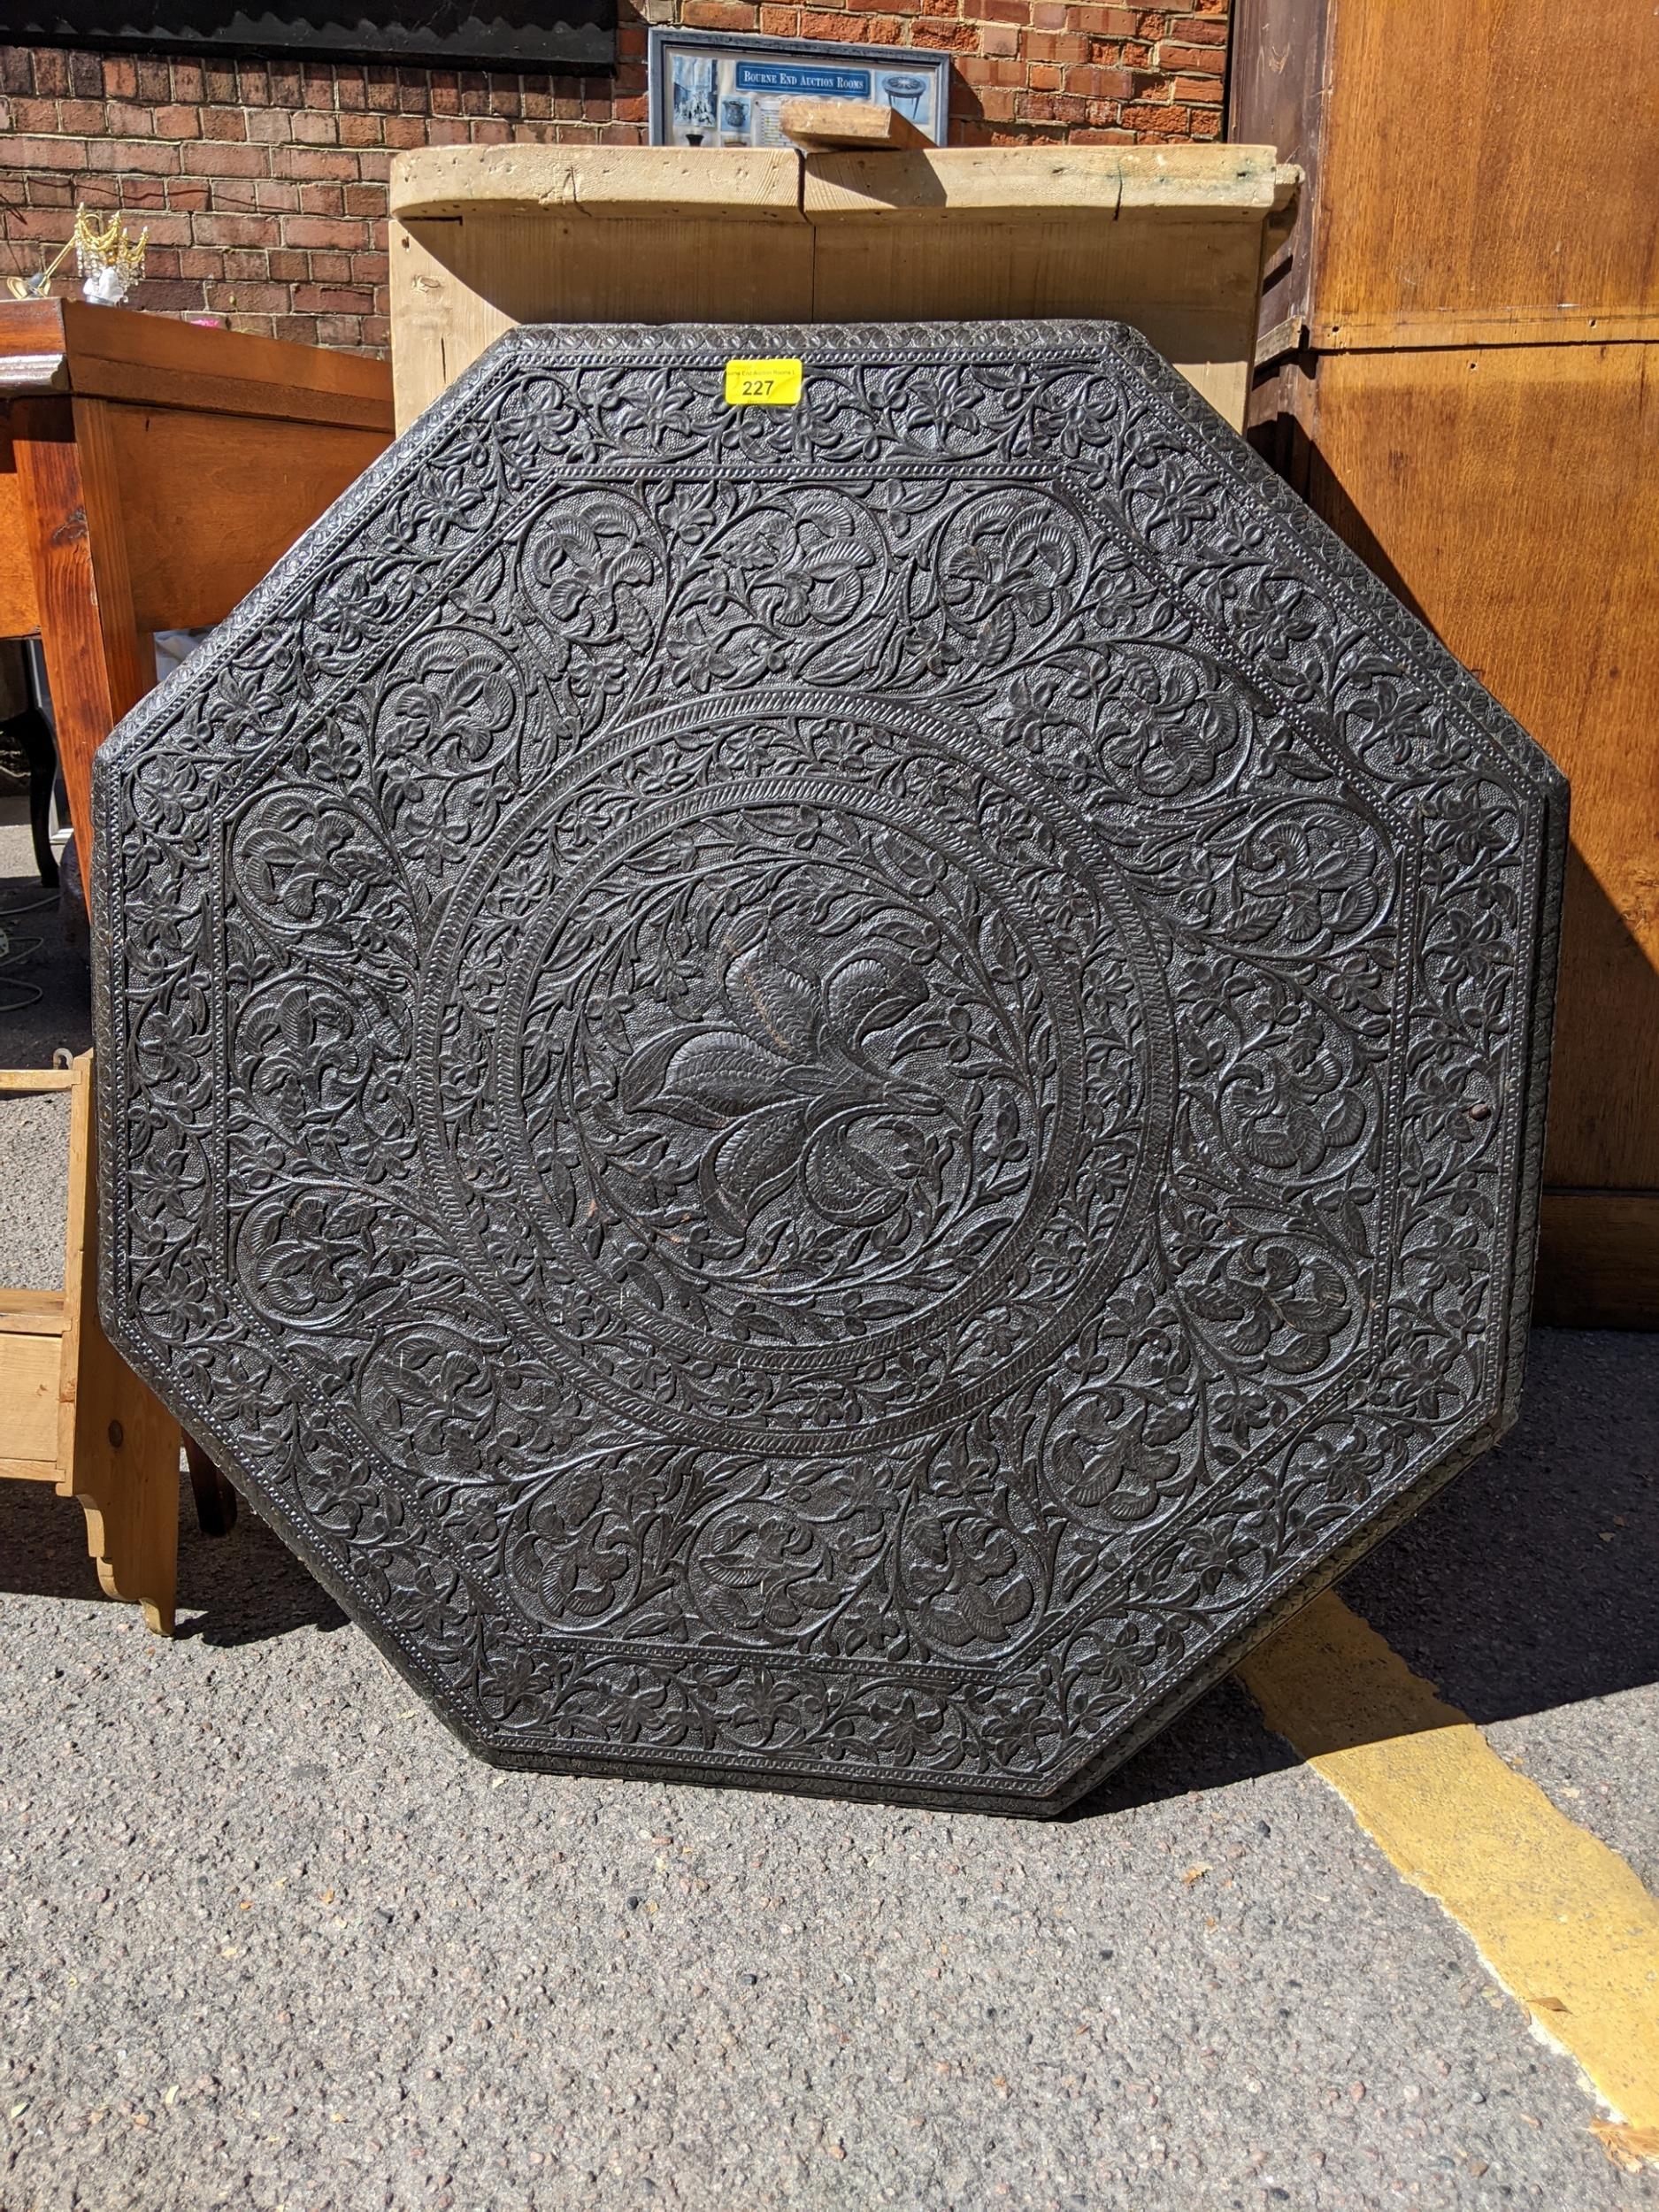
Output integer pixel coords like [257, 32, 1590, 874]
[0, 3, 1229, 355]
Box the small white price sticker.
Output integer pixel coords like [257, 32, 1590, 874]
[724, 357, 803, 407]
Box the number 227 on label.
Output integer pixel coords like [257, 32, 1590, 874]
[724, 357, 804, 406]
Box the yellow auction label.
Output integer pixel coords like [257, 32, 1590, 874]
[724, 357, 803, 406]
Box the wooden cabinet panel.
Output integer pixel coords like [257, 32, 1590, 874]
[388, 145, 1288, 433]
[1314, 0, 1659, 345]
[1302, 342, 1659, 1191]
[105, 406, 388, 634]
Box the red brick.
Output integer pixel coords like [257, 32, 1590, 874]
[910, 19, 978, 46]
[338, 111, 384, 147]
[138, 277, 211, 311]
[313, 313, 365, 348]
[70, 138, 161, 181]
[153, 102, 204, 137]
[8, 96, 58, 130]
[1172, 12, 1227, 42]
[205, 278, 288, 311]
[290, 109, 340, 143]
[1160, 41, 1225, 70]
[1067, 64, 1133, 96]
[201, 104, 249, 140]
[99, 55, 138, 98]
[282, 214, 369, 249]
[1121, 98, 1193, 135]
[30, 48, 69, 96]
[4, 204, 73, 241]
[1028, 30, 1089, 60]
[0, 132, 85, 172]
[121, 207, 189, 243]
[271, 147, 357, 180]
[1171, 72, 1224, 102]
[266, 247, 308, 280]
[680, 0, 760, 26]
[191, 212, 271, 247]
[381, 114, 426, 148]
[180, 142, 267, 175]
[296, 182, 345, 213]
[976, 21, 1019, 55]
[119, 175, 176, 212]
[291, 280, 374, 312]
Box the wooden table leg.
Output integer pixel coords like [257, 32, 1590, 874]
[184, 1434, 238, 1538]
[58, 1056, 180, 1635]
[11, 395, 154, 858]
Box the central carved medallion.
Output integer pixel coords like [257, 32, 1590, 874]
[424, 690, 1172, 1451]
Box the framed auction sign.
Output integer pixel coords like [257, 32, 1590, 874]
[649, 27, 950, 149]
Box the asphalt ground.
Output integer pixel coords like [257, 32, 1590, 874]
[1, 804, 1656, 2212]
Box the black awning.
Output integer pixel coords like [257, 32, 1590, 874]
[18, 0, 615, 74]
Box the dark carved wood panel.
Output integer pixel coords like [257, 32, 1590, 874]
[93, 322, 1564, 1811]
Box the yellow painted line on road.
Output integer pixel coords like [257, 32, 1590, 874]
[1239, 1591, 1659, 2170]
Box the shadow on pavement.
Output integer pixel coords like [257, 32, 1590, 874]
[0, 1476, 348, 1644]
[1079, 1326, 1659, 1816]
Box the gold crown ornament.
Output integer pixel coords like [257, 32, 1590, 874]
[6, 205, 148, 305]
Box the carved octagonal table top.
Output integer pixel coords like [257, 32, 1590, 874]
[94, 321, 1565, 1812]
